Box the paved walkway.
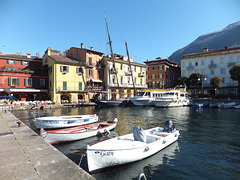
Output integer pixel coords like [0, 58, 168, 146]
[0, 110, 95, 180]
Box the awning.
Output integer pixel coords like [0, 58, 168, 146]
[4, 88, 48, 93]
[90, 79, 102, 83]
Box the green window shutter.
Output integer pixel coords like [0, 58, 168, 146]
[67, 66, 69, 73]
[60, 66, 63, 72]
[63, 81, 67, 90]
[24, 79, 28, 86]
[8, 78, 12, 86]
[7, 60, 10, 64]
[79, 82, 82, 90]
[76, 67, 79, 73]
[17, 78, 20, 86]
[14, 60, 17, 64]
[81, 68, 84, 74]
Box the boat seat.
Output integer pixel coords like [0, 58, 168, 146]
[133, 126, 146, 142]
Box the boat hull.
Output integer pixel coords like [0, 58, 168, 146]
[87, 127, 179, 172]
[43, 120, 117, 143]
[34, 115, 99, 129]
[130, 98, 154, 106]
[96, 100, 123, 107]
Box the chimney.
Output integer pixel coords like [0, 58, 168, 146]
[27, 52, 31, 58]
[156, 57, 162, 60]
[16, 52, 19, 55]
[81, 43, 84, 49]
[91, 47, 93, 50]
[203, 48, 208, 52]
[36, 52, 40, 57]
[0, 51, 2, 54]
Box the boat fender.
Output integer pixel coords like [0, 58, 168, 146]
[40, 128, 47, 138]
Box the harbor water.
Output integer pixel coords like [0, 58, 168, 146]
[12, 106, 240, 180]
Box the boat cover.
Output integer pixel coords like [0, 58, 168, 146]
[133, 126, 146, 142]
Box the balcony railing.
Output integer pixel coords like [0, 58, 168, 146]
[125, 71, 132, 76]
[138, 71, 145, 77]
[109, 83, 147, 88]
[110, 68, 118, 74]
[227, 62, 236, 67]
[208, 64, 217, 68]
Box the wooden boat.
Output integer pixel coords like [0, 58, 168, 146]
[34, 114, 99, 129]
[87, 120, 180, 172]
[42, 118, 118, 144]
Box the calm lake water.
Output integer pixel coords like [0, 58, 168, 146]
[12, 106, 240, 180]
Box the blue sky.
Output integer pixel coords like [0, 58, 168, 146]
[0, 0, 240, 64]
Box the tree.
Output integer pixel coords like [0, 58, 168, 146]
[176, 76, 187, 87]
[188, 73, 204, 87]
[229, 65, 240, 97]
[210, 76, 223, 89]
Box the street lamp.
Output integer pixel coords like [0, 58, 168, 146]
[198, 77, 207, 98]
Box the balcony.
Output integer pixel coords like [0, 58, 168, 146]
[110, 68, 118, 74]
[227, 62, 236, 67]
[186, 66, 194, 70]
[208, 64, 217, 68]
[109, 83, 148, 88]
[125, 71, 132, 76]
[138, 71, 145, 77]
[86, 62, 95, 68]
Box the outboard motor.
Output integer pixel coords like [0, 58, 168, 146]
[163, 120, 175, 133]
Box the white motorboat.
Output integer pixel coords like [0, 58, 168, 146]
[42, 118, 118, 144]
[95, 99, 124, 107]
[153, 90, 190, 107]
[34, 114, 99, 129]
[130, 90, 166, 106]
[234, 104, 240, 109]
[87, 120, 180, 172]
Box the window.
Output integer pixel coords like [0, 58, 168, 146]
[21, 61, 29, 65]
[220, 68, 225, 74]
[39, 79, 46, 87]
[7, 60, 17, 64]
[120, 76, 123, 84]
[76, 67, 84, 74]
[152, 66, 155, 71]
[89, 57, 93, 65]
[128, 77, 131, 84]
[158, 65, 163, 70]
[134, 66, 136, 72]
[49, 66, 52, 74]
[188, 62, 192, 67]
[210, 60, 214, 65]
[60, 66, 69, 73]
[112, 75, 116, 84]
[140, 78, 142, 85]
[79, 82, 82, 90]
[211, 69, 214, 75]
[195, 62, 198, 66]
[63, 81, 67, 90]
[24, 78, 33, 87]
[201, 61, 205, 66]
[220, 57, 224, 64]
[8, 78, 19, 86]
[146, 75, 149, 79]
[120, 64, 123, 70]
[158, 74, 163, 78]
[152, 74, 155, 79]
[50, 81, 52, 88]
[88, 69, 93, 78]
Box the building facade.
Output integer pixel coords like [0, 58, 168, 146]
[66, 43, 104, 91]
[103, 54, 147, 100]
[181, 47, 240, 96]
[144, 57, 180, 89]
[0, 52, 48, 101]
[43, 47, 87, 104]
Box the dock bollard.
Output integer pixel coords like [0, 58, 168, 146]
[17, 121, 22, 127]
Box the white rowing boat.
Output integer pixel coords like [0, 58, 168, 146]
[42, 118, 118, 144]
[87, 120, 180, 172]
[34, 114, 99, 129]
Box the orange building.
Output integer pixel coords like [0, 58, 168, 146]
[144, 57, 180, 89]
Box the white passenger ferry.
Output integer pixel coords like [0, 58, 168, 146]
[153, 90, 190, 107]
[130, 90, 166, 106]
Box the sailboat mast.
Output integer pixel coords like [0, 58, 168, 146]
[125, 42, 136, 96]
[104, 14, 121, 98]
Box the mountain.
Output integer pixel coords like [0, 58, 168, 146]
[169, 21, 240, 64]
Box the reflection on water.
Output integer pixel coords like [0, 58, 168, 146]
[12, 106, 240, 179]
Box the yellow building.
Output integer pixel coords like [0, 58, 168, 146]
[102, 54, 147, 100]
[43, 47, 87, 104]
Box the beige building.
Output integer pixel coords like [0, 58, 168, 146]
[102, 54, 147, 100]
[43, 47, 87, 104]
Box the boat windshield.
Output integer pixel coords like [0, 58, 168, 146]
[162, 92, 175, 97]
[136, 92, 145, 96]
